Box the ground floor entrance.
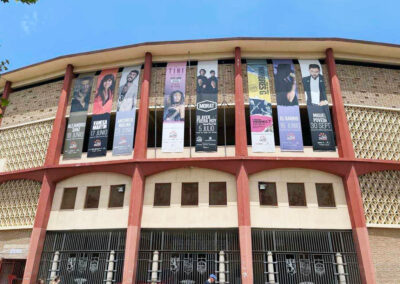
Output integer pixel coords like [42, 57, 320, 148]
[252, 229, 362, 284]
[0, 259, 26, 284]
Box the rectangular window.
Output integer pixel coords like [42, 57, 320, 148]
[108, 185, 125, 208]
[258, 182, 278, 206]
[60, 187, 77, 210]
[154, 183, 171, 206]
[287, 183, 306, 206]
[181, 183, 198, 206]
[209, 182, 227, 205]
[84, 186, 101, 209]
[316, 183, 336, 207]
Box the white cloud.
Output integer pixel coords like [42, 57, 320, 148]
[20, 11, 38, 35]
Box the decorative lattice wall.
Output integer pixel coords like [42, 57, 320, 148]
[359, 171, 400, 225]
[0, 120, 53, 172]
[345, 106, 400, 160]
[2, 80, 63, 128]
[337, 63, 400, 108]
[0, 180, 41, 228]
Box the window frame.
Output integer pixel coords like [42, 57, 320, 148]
[60, 187, 78, 210]
[315, 183, 336, 208]
[287, 183, 307, 207]
[209, 182, 227, 206]
[181, 182, 199, 206]
[153, 183, 172, 207]
[258, 182, 278, 206]
[108, 184, 126, 208]
[84, 186, 101, 209]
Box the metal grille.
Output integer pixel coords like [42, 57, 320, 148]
[136, 229, 241, 284]
[38, 230, 126, 283]
[252, 229, 362, 284]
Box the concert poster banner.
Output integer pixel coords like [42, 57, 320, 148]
[272, 59, 303, 151]
[195, 60, 218, 152]
[161, 62, 187, 152]
[88, 68, 118, 157]
[63, 73, 94, 160]
[247, 59, 275, 152]
[112, 66, 141, 156]
[299, 60, 335, 151]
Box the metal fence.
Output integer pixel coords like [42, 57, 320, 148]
[38, 230, 126, 283]
[136, 229, 241, 284]
[252, 229, 362, 284]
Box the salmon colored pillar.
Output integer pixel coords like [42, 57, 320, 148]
[122, 165, 146, 284]
[234, 47, 248, 157]
[236, 163, 253, 284]
[45, 64, 74, 166]
[0, 81, 12, 127]
[343, 166, 376, 284]
[134, 52, 152, 159]
[325, 48, 354, 159]
[22, 174, 55, 284]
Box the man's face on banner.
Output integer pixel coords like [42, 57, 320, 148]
[309, 67, 320, 79]
[80, 79, 91, 94]
[127, 71, 138, 82]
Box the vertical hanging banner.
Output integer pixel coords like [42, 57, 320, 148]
[195, 60, 218, 152]
[112, 66, 141, 156]
[161, 62, 187, 152]
[299, 60, 336, 151]
[88, 68, 118, 157]
[247, 59, 275, 152]
[272, 59, 303, 151]
[63, 74, 94, 160]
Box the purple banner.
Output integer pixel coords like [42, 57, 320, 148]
[161, 62, 187, 152]
[272, 59, 303, 151]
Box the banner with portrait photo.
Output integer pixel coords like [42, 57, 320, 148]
[299, 59, 335, 151]
[112, 65, 141, 156]
[88, 68, 118, 157]
[195, 60, 218, 152]
[272, 59, 303, 151]
[161, 62, 187, 152]
[63, 73, 94, 160]
[247, 59, 275, 152]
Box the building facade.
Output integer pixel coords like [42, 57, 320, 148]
[0, 38, 399, 284]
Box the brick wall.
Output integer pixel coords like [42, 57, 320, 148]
[337, 64, 400, 108]
[368, 228, 400, 284]
[2, 80, 63, 128]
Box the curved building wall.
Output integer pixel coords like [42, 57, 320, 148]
[249, 168, 351, 229]
[142, 168, 238, 228]
[47, 172, 131, 230]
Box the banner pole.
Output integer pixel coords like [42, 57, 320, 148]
[188, 52, 192, 158]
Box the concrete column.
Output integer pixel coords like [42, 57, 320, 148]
[218, 251, 225, 284]
[336, 252, 347, 284]
[44, 64, 74, 166]
[122, 166, 146, 284]
[151, 250, 159, 284]
[50, 251, 60, 279]
[106, 250, 116, 284]
[236, 163, 253, 284]
[234, 47, 248, 157]
[134, 52, 152, 160]
[267, 251, 275, 284]
[23, 174, 56, 284]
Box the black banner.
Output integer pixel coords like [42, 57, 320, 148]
[195, 60, 218, 152]
[195, 93, 218, 152]
[87, 113, 111, 157]
[299, 60, 335, 151]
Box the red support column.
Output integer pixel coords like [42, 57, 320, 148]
[343, 166, 376, 283]
[22, 174, 55, 284]
[236, 163, 253, 284]
[0, 81, 12, 127]
[122, 165, 145, 284]
[325, 48, 355, 159]
[134, 53, 152, 160]
[45, 64, 74, 166]
[234, 47, 248, 157]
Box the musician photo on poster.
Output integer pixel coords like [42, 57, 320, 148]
[117, 66, 140, 112]
[164, 90, 185, 122]
[70, 75, 93, 113]
[196, 62, 218, 94]
[93, 69, 117, 114]
[299, 59, 335, 151]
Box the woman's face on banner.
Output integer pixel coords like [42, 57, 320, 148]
[172, 91, 182, 104]
[103, 78, 113, 89]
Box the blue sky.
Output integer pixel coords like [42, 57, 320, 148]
[0, 0, 399, 71]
